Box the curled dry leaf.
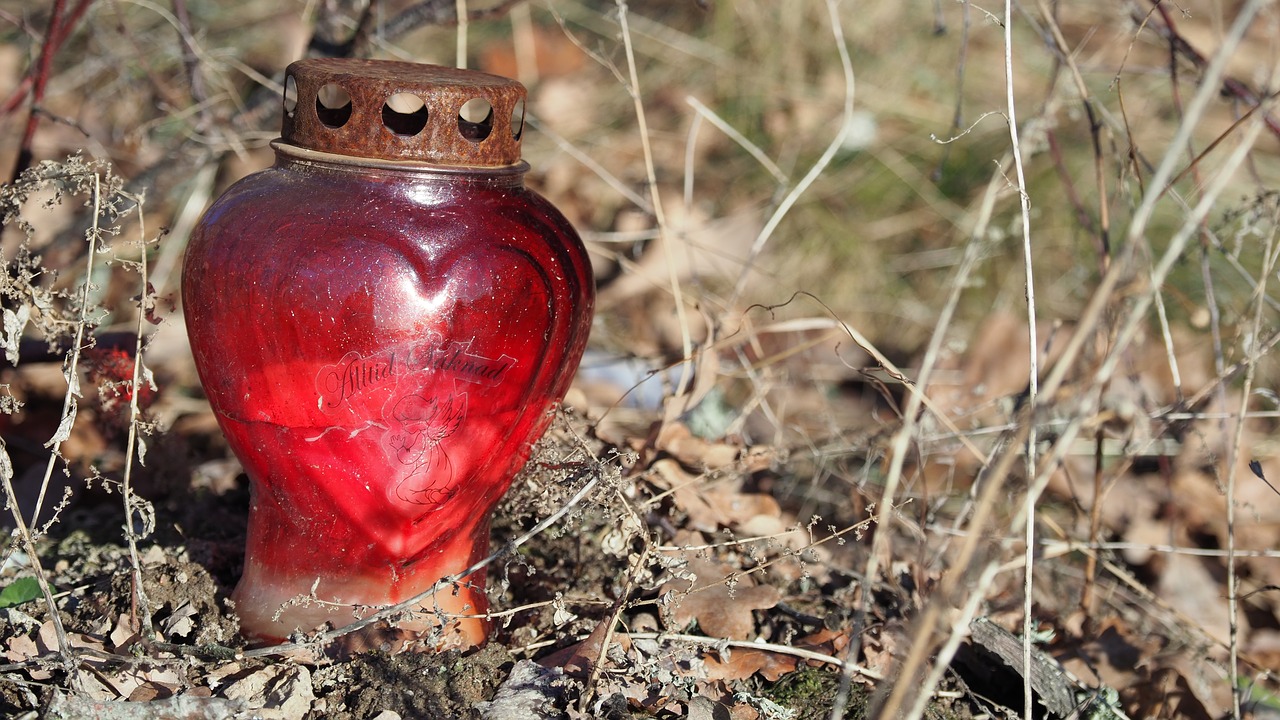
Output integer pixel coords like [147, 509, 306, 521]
[160, 600, 199, 640]
[3, 631, 50, 680]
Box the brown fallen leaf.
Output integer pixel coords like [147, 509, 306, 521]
[477, 24, 588, 80]
[653, 459, 782, 535]
[538, 614, 628, 678]
[700, 646, 797, 682]
[659, 557, 781, 640]
[1126, 666, 1214, 720]
[656, 422, 739, 471]
[217, 663, 315, 720]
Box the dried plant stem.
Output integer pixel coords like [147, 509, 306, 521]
[580, 543, 651, 712]
[683, 110, 701, 213]
[1011, 106, 1267, 689]
[1056, 74, 1266, 455]
[32, 172, 105, 528]
[888, 7, 1266, 712]
[613, 0, 695, 412]
[1, 0, 93, 118]
[121, 193, 155, 639]
[840, 166, 994, 720]
[624, 632, 884, 681]
[684, 96, 788, 185]
[0, 447, 69, 664]
[1033, 0, 1123, 630]
[1001, 0, 1040, 713]
[1145, 0, 1280, 141]
[12, 0, 64, 181]
[455, 0, 468, 68]
[905, 561, 1000, 720]
[892, 411, 1032, 720]
[872, 83, 1036, 720]
[1039, 0, 1265, 404]
[524, 115, 651, 211]
[1223, 201, 1280, 720]
[1032, 0, 1110, 265]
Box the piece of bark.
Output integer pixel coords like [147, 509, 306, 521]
[954, 617, 1079, 718]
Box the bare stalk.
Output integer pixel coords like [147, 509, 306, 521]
[890, 7, 1268, 713]
[0, 440, 69, 665]
[684, 96, 788, 185]
[1224, 200, 1280, 720]
[1001, 0, 1040, 713]
[30, 173, 103, 528]
[455, 0, 468, 69]
[613, 0, 695, 412]
[1039, 0, 1267, 404]
[121, 191, 155, 639]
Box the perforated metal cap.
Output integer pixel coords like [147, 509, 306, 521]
[280, 58, 527, 168]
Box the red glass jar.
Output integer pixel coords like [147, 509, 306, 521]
[183, 59, 594, 648]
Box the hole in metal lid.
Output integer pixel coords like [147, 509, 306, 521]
[382, 93, 428, 136]
[458, 98, 493, 142]
[284, 75, 298, 117]
[316, 83, 352, 129]
[510, 99, 525, 141]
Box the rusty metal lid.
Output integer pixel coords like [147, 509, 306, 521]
[280, 58, 527, 168]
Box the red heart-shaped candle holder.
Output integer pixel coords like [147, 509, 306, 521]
[183, 59, 594, 647]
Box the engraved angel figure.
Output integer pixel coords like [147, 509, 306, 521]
[386, 392, 466, 506]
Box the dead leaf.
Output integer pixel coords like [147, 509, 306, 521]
[161, 600, 198, 640]
[700, 646, 796, 682]
[656, 422, 739, 470]
[539, 615, 617, 677]
[659, 557, 781, 640]
[1126, 667, 1215, 720]
[653, 459, 782, 535]
[219, 663, 315, 720]
[478, 24, 588, 80]
[109, 614, 139, 653]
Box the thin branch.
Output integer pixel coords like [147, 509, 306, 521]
[624, 632, 884, 681]
[1223, 196, 1280, 720]
[1143, 0, 1280, 141]
[1001, 0, 1039, 712]
[684, 96, 788, 185]
[613, 0, 694, 415]
[12, 0, 65, 181]
[121, 191, 156, 641]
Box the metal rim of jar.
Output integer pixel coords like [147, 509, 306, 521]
[270, 141, 531, 177]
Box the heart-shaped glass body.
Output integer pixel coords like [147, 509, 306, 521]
[184, 140, 593, 646]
